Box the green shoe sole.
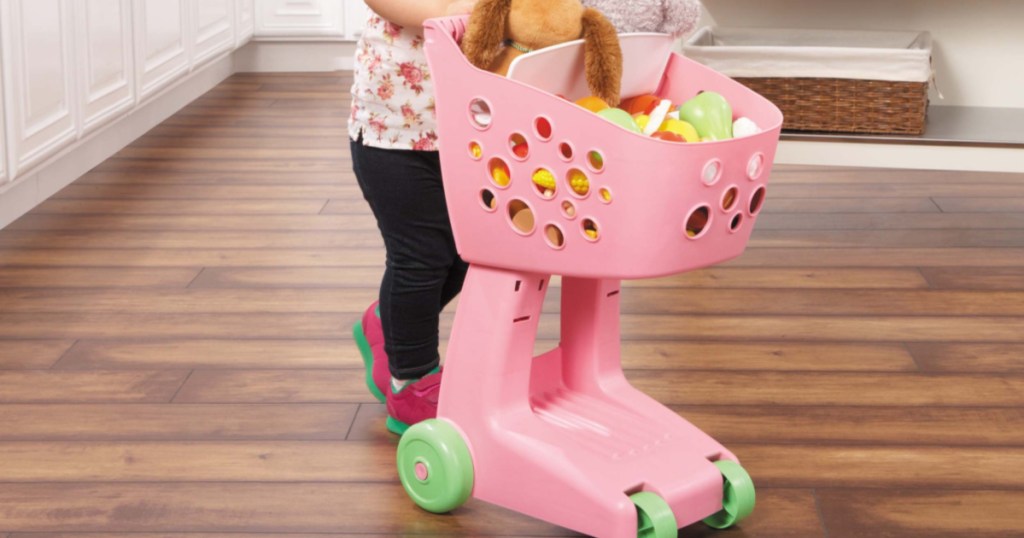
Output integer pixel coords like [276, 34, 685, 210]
[387, 416, 411, 435]
[352, 320, 386, 403]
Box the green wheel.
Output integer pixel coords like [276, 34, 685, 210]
[631, 491, 678, 538]
[396, 419, 474, 513]
[703, 460, 756, 529]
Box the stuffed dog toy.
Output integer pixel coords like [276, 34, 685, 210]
[461, 0, 623, 106]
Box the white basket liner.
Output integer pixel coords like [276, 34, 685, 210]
[683, 27, 932, 83]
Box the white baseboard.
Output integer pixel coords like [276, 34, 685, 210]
[233, 40, 357, 72]
[777, 141, 1024, 174]
[0, 174, 37, 230]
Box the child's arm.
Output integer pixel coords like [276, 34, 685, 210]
[364, 0, 477, 29]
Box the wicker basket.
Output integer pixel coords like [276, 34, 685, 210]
[684, 28, 933, 135]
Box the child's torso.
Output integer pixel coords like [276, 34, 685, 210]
[349, 13, 438, 151]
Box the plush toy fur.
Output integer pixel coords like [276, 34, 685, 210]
[461, 0, 623, 106]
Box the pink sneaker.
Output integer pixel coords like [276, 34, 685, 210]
[386, 373, 442, 435]
[353, 302, 389, 403]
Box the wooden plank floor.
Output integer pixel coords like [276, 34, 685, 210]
[2, 71, 1024, 537]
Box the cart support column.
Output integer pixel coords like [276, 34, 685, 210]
[439, 263, 549, 424]
[559, 276, 629, 394]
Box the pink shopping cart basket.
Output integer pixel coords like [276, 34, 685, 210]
[394, 16, 784, 538]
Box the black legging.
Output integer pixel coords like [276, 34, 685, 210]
[350, 136, 469, 379]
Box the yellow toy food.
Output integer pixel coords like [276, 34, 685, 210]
[658, 118, 700, 143]
[568, 169, 590, 195]
[491, 160, 511, 187]
[633, 114, 651, 132]
[532, 168, 556, 197]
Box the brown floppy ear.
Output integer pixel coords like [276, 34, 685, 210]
[461, 0, 513, 71]
[580, 7, 623, 107]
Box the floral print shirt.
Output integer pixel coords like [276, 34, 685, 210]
[349, 11, 438, 151]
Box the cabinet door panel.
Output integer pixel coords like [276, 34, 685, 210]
[192, 0, 235, 65]
[135, 0, 190, 100]
[79, 0, 135, 134]
[256, 0, 344, 38]
[0, 0, 77, 175]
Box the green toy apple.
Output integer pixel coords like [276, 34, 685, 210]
[597, 107, 642, 134]
[678, 91, 733, 141]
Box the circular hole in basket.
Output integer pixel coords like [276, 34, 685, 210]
[559, 142, 574, 160]
[561, 200, 577, 219]
[747, 153, 765, 180]
[488, 157, 511, 188]
[509, 133, 529, 160]
[730, 212, 744, 232]
[722, 186, 739, 212]
[685, 206, 711, 239]
[468, 141, 482, 160]
[480, 189, 497, 211]
[535, 116, 553, 140]
[567, 168, 590, 197]
[532, 168, 557, 199]
[702, 160, 722, 186]
[598, 187, 613, 204]
[582, 218, 600, 242]
[508, 199, 535, 235]
[749, 186, 767, 215]
[544, 224, 565, 249]
[468, 98, 492, 129]
[587, 150, 605, 171]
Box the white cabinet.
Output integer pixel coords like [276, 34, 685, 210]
[1, 0, 260, 228]
[134, 0, 190, 100]
[256, 0, 345, 39]
[0, 0, 78, 176]
[192, 0, 235, 66]
[237, 0, 256, 46]
[0, 57, 7, 185]
[77, 0, 135, 135]
[343, 0, 368, 40]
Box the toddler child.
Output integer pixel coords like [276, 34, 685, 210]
[350, 0, 477, 436]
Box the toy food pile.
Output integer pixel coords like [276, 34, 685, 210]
[575, 91, 761, 142]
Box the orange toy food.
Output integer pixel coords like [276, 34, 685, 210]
[575, 95, 611, 113]
[621, 94, 661, 116]
[650, 131, 686, 143]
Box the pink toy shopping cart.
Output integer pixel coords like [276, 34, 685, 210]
[395, 16, 784, 538]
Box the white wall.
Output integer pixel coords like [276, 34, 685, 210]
[701, 0, 1024, 109]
